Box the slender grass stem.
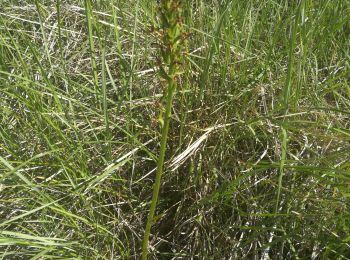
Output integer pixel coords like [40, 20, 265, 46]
[84, 0, 99, 106]
[101, 45, 111, 162]
[129, 0, 140, 103]
[276, 2, 302, 215]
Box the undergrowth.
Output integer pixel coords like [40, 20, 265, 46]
[1, 0, 350, 259]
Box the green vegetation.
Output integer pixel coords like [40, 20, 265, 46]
[142, 1, 184, 259]
[1, 0, 350, 258]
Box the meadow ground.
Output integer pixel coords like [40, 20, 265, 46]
[1, 0, 350, 258]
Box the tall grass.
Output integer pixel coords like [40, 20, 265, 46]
[1, 0, 350, 258]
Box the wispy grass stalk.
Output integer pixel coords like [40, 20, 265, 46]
[111, 6, 128, 104]
[275, 1, 301, 214]
[84, 0, 99, 106]
[101, 44, 111, 162]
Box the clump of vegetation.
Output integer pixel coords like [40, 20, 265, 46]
[1, 0, 350, 259]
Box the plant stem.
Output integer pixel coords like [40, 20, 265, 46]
[84, 0, 99, 106]
[141, 1, 183, 258]
[141, 74, 176, 260]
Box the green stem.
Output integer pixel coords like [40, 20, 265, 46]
[142, 2, 183, 257]
[141, 75, 176, 260]
[84, 0, 99, 106]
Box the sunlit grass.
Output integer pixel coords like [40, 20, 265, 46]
[1, 0, 350, 258]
